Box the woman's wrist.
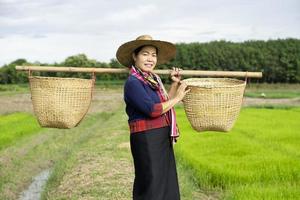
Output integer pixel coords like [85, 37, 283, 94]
[162, 98, 177, 113]
[170, 78, 180, 83]
[172, 96, 181, 103]
[171, 81, 179, 87]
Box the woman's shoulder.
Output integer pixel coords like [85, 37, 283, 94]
[126, 74, 138, 82]
[125, 75, 144, 87]
[124, 75, 146, 96]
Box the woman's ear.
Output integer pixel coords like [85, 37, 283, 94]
[132, 53, 136, 62]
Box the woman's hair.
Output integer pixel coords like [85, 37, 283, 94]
[133, 45, 158, 56]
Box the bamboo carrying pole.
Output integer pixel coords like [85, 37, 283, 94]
[16, 66, 262, 78]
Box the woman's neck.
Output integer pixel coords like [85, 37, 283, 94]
[134, 65, 151, 75]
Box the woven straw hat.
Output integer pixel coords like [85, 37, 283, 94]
[116, 35, 176, 67]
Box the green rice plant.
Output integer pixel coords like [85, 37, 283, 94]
[0, 113, 41, 150]
[0, 84, 29, 92]
[175, 107, 300, 199]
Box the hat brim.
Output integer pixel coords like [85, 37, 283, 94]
[116, 39, 176, 67]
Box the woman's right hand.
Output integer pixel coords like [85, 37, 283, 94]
[174, 82, 190, 101]
[162, 82, 190, 114]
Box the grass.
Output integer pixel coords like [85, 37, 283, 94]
[0, 84, 29, 92]
[0, 84, 30, 96]
[0, 108, 212, 200]
[0, 112, 42, 150]
[41, 111, 132, 199]
[244, 83, 300, 98]
[175, 107, 300, 199]
[0, 112, 115, 200]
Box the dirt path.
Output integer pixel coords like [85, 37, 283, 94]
[18, 169, 51, 200]
[242, 97, 300, 107]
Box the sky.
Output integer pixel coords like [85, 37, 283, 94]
[0, 0, 299, 66]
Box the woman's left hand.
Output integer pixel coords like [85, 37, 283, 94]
[170, 67, 182, 83]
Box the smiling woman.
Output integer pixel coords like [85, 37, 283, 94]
[116, 35, 190, 200]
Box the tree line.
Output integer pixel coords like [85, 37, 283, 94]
[1, 38, 299, 84]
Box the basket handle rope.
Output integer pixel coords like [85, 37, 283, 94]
[243, 71, 249, 96]
[91, 71, 96, 99]
[28, 69, 32, 78]
[241, 71, 249, 105]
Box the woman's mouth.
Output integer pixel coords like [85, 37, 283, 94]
[144, 64, 153, 68]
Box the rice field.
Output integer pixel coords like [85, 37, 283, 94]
[175, 107, 300, 199]
[0, 112, 42, 150]
[1, 84, 300, 199]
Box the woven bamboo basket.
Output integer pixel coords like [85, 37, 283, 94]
[29, 76, 94, 128]
[182, 78, 246, 132]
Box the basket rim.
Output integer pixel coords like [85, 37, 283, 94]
[182, 78, 246, 88]
[29, 76, 93, 81]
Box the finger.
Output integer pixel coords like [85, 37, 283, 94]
[179, 83, 187, 90]
[185, 89, 191, 94]
[170, 69, 176, 76]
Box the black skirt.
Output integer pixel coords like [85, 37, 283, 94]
[130, 126, 180, 200]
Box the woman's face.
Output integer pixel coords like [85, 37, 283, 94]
[133, 46, 157, 73]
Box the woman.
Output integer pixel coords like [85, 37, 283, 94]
[116, 35, 189, 200]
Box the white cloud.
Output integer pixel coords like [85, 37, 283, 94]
[105, 4, 158, 22]
[0, 34, 117, 65]
[0, 0, 299, 66]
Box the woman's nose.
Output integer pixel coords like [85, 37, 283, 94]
[147, 56, 154, 62]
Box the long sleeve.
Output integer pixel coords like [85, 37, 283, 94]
[124, 78, 162, 118]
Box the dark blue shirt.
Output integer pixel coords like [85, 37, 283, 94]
[124, 75, 162, 122]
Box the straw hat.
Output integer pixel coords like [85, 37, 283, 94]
[116, 35, 176, 67]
